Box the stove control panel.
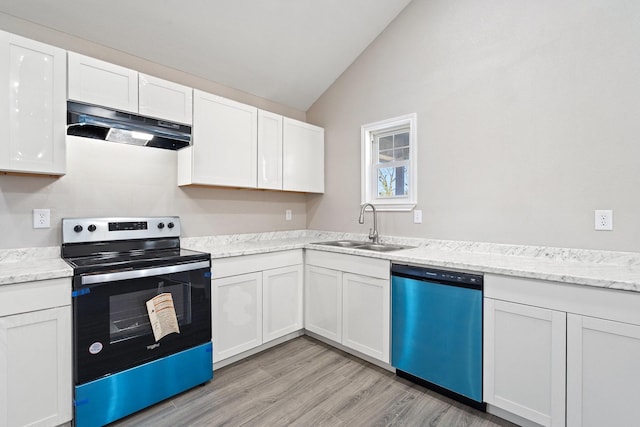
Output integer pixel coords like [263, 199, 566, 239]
[62, 217, 181, 244]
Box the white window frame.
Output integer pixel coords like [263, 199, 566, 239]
[361, 113, 417, 211]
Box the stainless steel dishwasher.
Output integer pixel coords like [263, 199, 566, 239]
[391, 264, 485, 410]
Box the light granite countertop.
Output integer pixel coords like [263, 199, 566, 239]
[0, 247, 73, 286]
[184, 230, 640, 293]
[3, 230, 640, 293]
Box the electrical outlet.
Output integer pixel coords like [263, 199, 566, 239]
[413, 209, 423, 224]
[285, 209, 292, 221]
[594, 210, 613, 231]
[33, 209, 51, 229]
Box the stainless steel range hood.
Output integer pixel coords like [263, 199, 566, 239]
[67, 101, 191, 150]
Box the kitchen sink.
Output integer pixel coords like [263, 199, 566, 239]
[314, 240, 368, 248]
[353, 243, 413, 252]
[312, 240, 414, 252]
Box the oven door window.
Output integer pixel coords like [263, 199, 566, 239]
[73, 267, 211, 385]
[109, 277, 191, 343]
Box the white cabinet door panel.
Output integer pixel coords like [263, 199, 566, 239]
[283, 118, 324, 193]
[190, 90, 257, 187]
[484, 299, 566, 427]
[567, 314, 640, 427]
[257, 109, 283, 190]
[342, 273, 389, 363]
[263, 265, 303, 342]
[304, 265, 342, 342]
[0, 306, 71, 427]
[0, 31, 66, 175]
[139, 73, 193, 124]
[68, 52, 138, 113]
[212, 273, 262, 362]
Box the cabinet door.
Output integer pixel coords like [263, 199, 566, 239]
[212, 273, 262, 362]
[0, 307, 71, 427]
[567, 314, 640, 427]
[342, 273, 389, 363]
[190, 90, 257, 187]
[484, 299, 566, 427]
[68, 52, 138, 112]
[257, 109, 283, 190]
[283, 118, 324, 193]
[0, 32, 66, 175]
[304, 265, 342, 342]
[263, 265, 303, 342]
[139, 73, 193, 124]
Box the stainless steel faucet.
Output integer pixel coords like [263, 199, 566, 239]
[358, 203, 379, 244]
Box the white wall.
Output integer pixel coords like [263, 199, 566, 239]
[0, 13, 307, 249]
[307, 0, 640, 252]
[0, 137, 307, 249]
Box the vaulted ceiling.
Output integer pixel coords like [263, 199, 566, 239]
[0, 0, 413, 111]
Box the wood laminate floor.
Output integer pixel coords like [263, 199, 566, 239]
[111, 336, 516, 427]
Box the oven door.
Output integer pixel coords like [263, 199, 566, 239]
[73, 260, 211, 385]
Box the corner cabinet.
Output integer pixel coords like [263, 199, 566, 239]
[304, 250, 390, 363]
[283, 118, 324, 193]
[211, 250, 303, 364]
[0, 278, 72, 427]
[178, 90, 258, 188]
[0, 31, 67, 175]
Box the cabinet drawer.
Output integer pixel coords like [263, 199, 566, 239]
[212, 250, 302, 278]
[305, 250, 389, 280]
[0, 278, 71, 317]
[485, 273, 640, 326]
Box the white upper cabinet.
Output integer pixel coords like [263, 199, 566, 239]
[68, 52, 138, 113]
[257, 109, 283, 190]
[0, 31, 67, 175]
[178, 90, 257, 188]
[139, 73, 193, 124]
[283, 117, 324, 193]
[68, 52, 193, 124]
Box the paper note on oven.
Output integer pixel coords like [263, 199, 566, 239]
[146, 292, 180, 342]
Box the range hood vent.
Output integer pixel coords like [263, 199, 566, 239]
[67, 101, 191, 150]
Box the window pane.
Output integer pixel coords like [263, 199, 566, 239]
[394, 132, 410, 147]
[378, 149, 393, 163]
[394, 147, 410, 161]
[379, 136, 393, 150]
[377, 165, 408, 197]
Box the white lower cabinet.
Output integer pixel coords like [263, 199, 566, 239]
[212, 250, 303, 363]
[342, 273, 389, 362]
[305, 265, 342, 342]
[0, 279, 71, 427]
[304, 250, 390, 363]
[263, 266, 304, 342]
[485, 273, 640, 427]
[212, 272, 263, 361]
[484, 299, 566, 427]
[567, 314, 640, 427]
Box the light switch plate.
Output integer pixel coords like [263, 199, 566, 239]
[413, 209, 423, 224]
[33, 209, 51, 229]
[285, 209, 292, 221]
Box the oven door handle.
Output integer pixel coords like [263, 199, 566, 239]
[81, 260, 211, 285]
